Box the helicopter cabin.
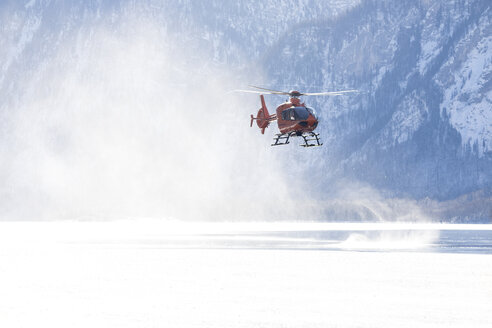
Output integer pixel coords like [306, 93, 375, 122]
[276, 101, 318, 135]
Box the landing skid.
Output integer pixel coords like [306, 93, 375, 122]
[300, 132, 323, 147]
[271, 132, 323, 147]
[271, 132, 295, 146]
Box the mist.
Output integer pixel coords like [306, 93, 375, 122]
[0, 2, 441, 222]
[0, 5, 324, 221]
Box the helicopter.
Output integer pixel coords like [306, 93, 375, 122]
[237, 85, 357, 147]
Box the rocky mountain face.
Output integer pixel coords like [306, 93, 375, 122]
[1, 0, 490, 221]
[264, 0, 491, 202]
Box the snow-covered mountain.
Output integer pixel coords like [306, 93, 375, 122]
[0, 0, 490, 221]
[264, 0, 491, 201]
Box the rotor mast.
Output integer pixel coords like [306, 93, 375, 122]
[288, 90, 303, 106]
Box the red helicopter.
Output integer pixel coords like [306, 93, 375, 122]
[238, 85, 357, 147]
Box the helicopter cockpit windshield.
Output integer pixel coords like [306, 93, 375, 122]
[292, 107, 309, 120]
[282, 107, 317, 121]
[306, 107, 317, 118]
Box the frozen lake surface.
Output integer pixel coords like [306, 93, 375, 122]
[1, 221, 492, 327]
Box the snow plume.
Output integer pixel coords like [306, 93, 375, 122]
[316, 181, 434, 222]
[339, 229, 439, 250]
[0, 6, 313, 221]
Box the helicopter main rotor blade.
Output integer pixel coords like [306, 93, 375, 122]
[233, 89, 282, 95]
[234, 86, 359, 97]
[247, 85, 290, 95]
[302, 90, 359, 96]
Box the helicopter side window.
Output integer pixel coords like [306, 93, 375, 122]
[289, 109, 296, 120]
[281, 109, 296, 121]
[281, 110, 288, 121]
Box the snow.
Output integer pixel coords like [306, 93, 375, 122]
[1, 221, 491, 328]
[417, 1, 473, 76]
[442, 34, 492, 154]
[25, 0, 37, 9]
[419, 39, 439, 74]
[439, 9, 492, 155]
[0, 11, 41, 89]
[377, 91, 428, 148]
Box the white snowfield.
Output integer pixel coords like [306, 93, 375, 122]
[0, 221, 491, 328]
